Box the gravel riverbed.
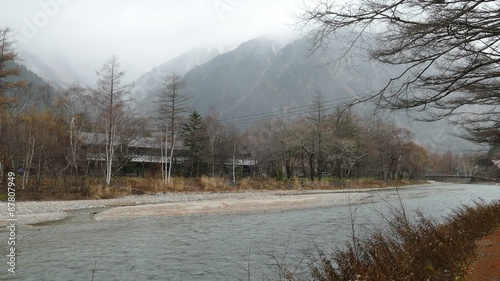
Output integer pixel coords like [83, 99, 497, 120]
[0, 187, 408, 226]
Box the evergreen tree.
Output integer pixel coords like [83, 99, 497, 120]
[182, 110, 209, 177]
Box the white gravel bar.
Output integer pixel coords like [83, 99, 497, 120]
[0, 186, 421, 225]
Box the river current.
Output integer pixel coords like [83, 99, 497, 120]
[2, 182, 500, 281]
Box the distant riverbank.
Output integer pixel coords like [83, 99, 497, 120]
[0, 183, 427, 226]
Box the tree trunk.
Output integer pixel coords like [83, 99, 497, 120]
[309, 153, 315, 181]
[23, 138, 35, 190]
[167, 133, 176, 183]
[162, 121, 169, 185]
[232, 144, 236, 183]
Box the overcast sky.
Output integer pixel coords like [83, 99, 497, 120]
[0, 0, 302, 83]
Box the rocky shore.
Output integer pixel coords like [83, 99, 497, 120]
[0, 189, 380, 226]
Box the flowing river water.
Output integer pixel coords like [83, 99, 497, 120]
[2, 182, 500, 281]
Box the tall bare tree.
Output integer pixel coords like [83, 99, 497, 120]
[92, 56, 132, 186]
[298, 0, 500, 145]
[158, 73, 190, 184]
[204, 109, 238, 178]
[300, 92, 333, 180]
[0, 27, 25, 188]
[0, 27, 24, 107]
[57, 83, 92, 176]
[204, 107, 220, 177]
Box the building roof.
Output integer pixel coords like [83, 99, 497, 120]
[78, 132, 184, 149]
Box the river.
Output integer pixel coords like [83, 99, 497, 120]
[2, 182, 500, 281]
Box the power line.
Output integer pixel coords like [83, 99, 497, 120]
[217, 92, 376, 125]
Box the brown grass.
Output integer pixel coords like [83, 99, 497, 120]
[89, 185, 132, 199]
[305, 200, 500, 281]
[199, 176, 228, 191]
[2, 176, 426, 201]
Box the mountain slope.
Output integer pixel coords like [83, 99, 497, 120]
[185, 37, 394, 119]
[130, 36, 477, 152]
[4, 60, 47, 86]
[183, 36, 282, 114]
[19, 51, 92, 89]
[132, 47, 228, 112]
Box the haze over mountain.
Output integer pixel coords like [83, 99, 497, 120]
[132, 35, 399, 121]
[10, 32, 477, 153]
[130, 35, 477, 153]
[18, 50, 94, 89]
[132, 45, 234, 112]
[4, 60, 46, 87]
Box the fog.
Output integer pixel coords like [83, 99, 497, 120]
[0, 0, 300, 83]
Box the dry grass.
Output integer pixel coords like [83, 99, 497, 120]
[89, 185, 132, 199]
[305, 200, 500, 281]
[199, 176, 228, 191]
[3, 176, 426, 201]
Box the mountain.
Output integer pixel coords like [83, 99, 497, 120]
[181, 37, 395, 119]
[182, 36, 284, 114]
[5, 60, 47, 86]
[131, 46, 231, 112]
[131, 35, 477, 153]
[18, 50, 93, 90]
[3, 60, 57, 112]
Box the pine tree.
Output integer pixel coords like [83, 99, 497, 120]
[182, 111, 209, 177]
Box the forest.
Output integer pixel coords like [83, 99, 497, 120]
[0, 27, 480, 196]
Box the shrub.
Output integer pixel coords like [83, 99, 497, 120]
[306, 200, 500, 281]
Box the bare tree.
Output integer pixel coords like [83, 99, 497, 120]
[0, 27, 25, 188]
[10, 83, 55, 115]
[278, 120, 302, 179]
[298, 0, 500, 145]
[245, 118, 301, 179]
[0, 27, 24, 107]
[57, 83, 91, 176]
[329, 109, 366, 178]
[204, 107, 221, 177]
[245, 120, 280, 178]
[300, 92, 333, 180]
[364, 117, 414, 180]
[158, 73, 190, 184]
[92, 56, 132, 186]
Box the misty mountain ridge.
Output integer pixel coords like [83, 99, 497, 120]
[4, 60, 46, 86]
[130, 35, 476, 153]
[18, 50, 94, 89]
[138, 36, 396, 119]
[11, 33, 476, 153]
[131, 45, 233, 109]
[131, 35, 293, 113]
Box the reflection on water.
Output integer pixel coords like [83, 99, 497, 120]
[2, 183, 499, 281]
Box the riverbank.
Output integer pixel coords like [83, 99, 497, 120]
[4, 182, 500, 281]
[465, 228, 500, 280]
[4, 177, 426, 201]
[0, 183, 425, 226]
[304, 198, 500, 281]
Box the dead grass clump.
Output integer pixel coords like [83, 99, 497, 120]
[160, 177, 197, 192]
[238, 178, 252, 190]
[89, 184, 132, 199]
[254, 178, 283, 190]
[236, 178, 300, 190]
[307, 200, 500, 281]
[118, 177, 158, 193]
[200, 176, 228, 191]
[344, 178, 386, 189]
[315, 179, 334, 189]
